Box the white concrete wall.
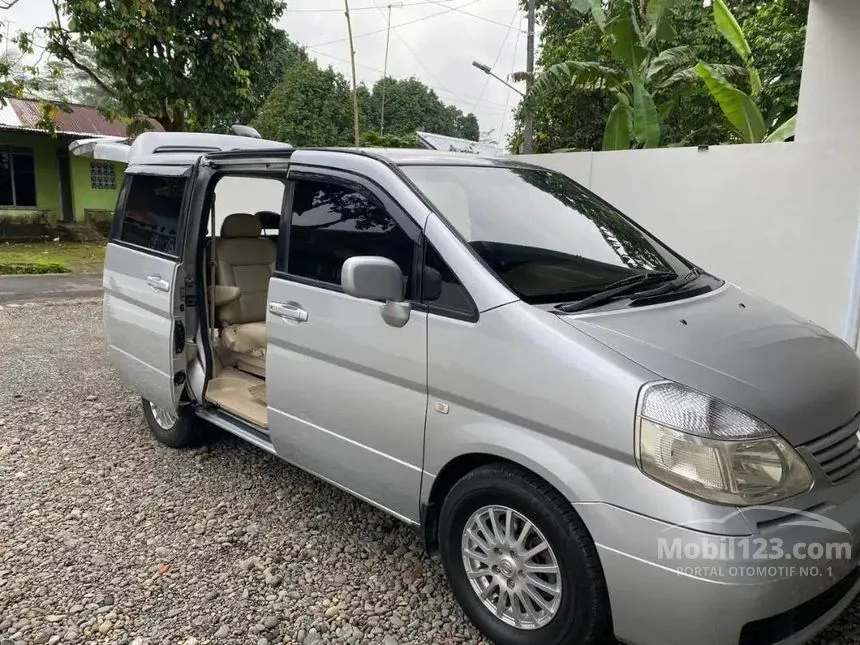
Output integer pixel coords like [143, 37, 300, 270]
[518, 0, 860, 342]
[520, 144, 860, 338]
[796, 0, 860, 144]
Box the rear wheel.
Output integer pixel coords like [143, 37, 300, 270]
[438, 463, 611, 645]
[141, 398, 202, 448]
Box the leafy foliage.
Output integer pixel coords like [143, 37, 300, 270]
[514, 0, 807, 150]
[529, 0, 748, 150]
[696, 0, 798, 143]
[44, 0, 286, 131]
[254, 62, 481, 147]
[41, 40, 117, 109]
[359, 130, 423, 148]
[361, 77, 480, 141]
[253, 57, 353, 147]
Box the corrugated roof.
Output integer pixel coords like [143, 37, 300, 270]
[8, 98, 163, 137]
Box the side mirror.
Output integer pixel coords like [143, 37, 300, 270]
[341, 256, 411, 328]
[423, 266, 443, 302]
[341, 256, 405, 301]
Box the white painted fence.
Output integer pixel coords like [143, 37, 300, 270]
[519, 0, 860, 344]
[521, 142, 860, 341]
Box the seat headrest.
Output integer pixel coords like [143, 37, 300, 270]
[221, 213, 262, 238]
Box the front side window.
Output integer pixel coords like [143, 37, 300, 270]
[403, 165, 709, 306]
[423, 243, 474, 316]
[0, 146, 36, 207]
[119, 175, 187, 255]
[287, 179, 415, 288]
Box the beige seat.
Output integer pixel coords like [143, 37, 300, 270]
[215, 213, 276, 377]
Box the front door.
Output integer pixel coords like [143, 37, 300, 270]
[103, 170, 190, 411]
[56, 150, 74, 223]
[266, 168, 427, 522]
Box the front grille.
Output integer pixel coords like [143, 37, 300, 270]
[802, 414, 860, 484]
[739, 568, 859, 645]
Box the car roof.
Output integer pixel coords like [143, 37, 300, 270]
[71, 131, 538, 171]
[321, 147, 533, 168]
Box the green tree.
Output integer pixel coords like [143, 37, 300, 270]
[515, 0, 807, 150]
[361, 77, 479, 140]
[695, 0, 800, 142]
[359, 130, 422, 148]
[210, 29, 307, 132]
[513, 0, 614, 152]
[44, 0, 286, 131]
[456, 113, 480, 141]
[253, 57, 354, 147]
[531, 0, 746, 150]
[41, 40, 117, 108]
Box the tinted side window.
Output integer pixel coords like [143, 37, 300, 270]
[287, 179, 415, 288]
[118, 175, 187, 255]
[423, 244, 475, 317]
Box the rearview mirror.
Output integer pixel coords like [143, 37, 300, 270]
[341, 256, 410, 328]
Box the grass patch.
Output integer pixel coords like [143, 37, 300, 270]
[0, 261, 70, 275]
[0, 242, 106, 275]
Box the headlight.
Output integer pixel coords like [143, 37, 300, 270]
[637, 382, 813, 505]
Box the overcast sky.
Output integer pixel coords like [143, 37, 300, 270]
[4, 0, 528, 146]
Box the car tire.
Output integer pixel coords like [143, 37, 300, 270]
[141, 398, 203, 448]
[438, 463, 611, 645]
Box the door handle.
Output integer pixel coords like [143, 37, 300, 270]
[269, 301, 308, 323]
[146, 275, 170, 292]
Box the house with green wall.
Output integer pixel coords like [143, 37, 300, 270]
[0, 98, 161, 239]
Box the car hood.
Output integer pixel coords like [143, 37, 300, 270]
[562, 285, 860, 446]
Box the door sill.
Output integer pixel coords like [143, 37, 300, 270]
[195, 406, 275, 454]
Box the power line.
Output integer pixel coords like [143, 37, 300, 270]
[498, 7, 524, 150]
[471, 7, 520, 114]
[307, 0, 484, 48]
[376, 5, 487, 114]
[304, 46, 509, 111]
[287, 0, 456, 12]
[417, 0, 526, 31]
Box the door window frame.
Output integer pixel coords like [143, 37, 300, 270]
[278, 166, 424, 302]
[419, 240, 480, 323]
[109, 168, 194, 262]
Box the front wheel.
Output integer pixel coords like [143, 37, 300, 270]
[141, 398, 203, 448]
[438, 463, 611, 645]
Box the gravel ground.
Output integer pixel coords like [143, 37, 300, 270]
[0, 300, 484, 645]
[0, 299, 858, 645]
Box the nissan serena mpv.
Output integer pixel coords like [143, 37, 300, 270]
[84, 131, 860, 645]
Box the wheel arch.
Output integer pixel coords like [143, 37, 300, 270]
[421, 452, 586, 554]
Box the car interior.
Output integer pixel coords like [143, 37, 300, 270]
[199, 176, 286, 429]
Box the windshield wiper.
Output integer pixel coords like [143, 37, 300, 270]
[556, 271, 677, 313]
[630, 268, 702, 300]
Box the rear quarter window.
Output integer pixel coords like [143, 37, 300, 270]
[116, 174, 187, 256]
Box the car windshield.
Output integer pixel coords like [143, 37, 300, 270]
[402, 164, 693, 304]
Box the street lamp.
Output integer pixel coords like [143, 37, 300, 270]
[472, 60, 524, 97]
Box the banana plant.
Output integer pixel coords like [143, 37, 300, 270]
[696, 0, 797, 143]
[530, 0, 745, 151]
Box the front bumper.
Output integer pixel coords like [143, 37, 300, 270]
[575, 502, 860, 645]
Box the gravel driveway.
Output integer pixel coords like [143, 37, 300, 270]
[0, 300, 858, 645]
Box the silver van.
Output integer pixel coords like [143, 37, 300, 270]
[83, 131, 860, 645]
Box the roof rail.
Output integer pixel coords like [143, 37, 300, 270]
[70, 131, 290, 165]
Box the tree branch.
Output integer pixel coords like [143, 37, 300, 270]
[46, 0, 116, 97]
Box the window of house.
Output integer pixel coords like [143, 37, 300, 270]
[286, 179, 416, 289]
[0, 146, 36, 207]
[91, 162, 117, 190]
[118, 175, 187, 256]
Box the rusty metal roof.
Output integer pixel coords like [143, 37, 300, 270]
[8, 98, 163, 137]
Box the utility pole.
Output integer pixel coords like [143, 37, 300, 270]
[380, 3, 392, 135]
[344, 0, 361, 147]
[523, 0, 535, 154]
